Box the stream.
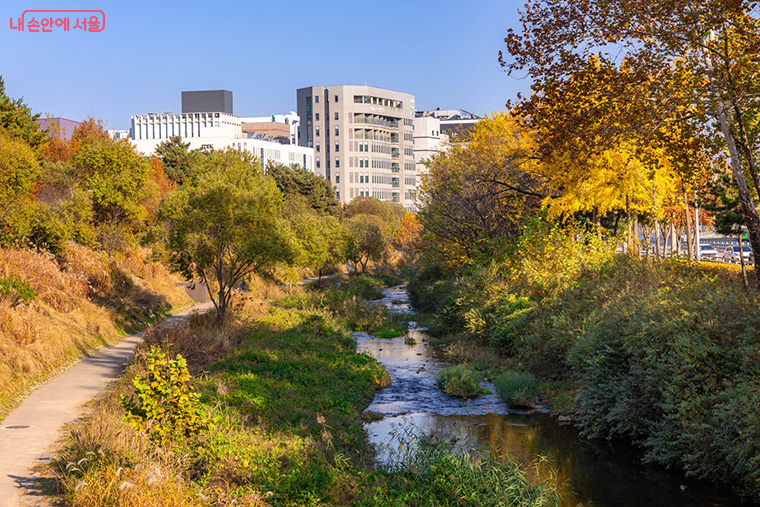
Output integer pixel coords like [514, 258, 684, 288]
[354, 285, 753, 507]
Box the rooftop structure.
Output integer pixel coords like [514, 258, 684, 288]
[181, 90, 233, 114]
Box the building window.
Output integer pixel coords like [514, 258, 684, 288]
[335, 142, 339, 152]
[334, 95, 339, 103]
[316, 158, 321, 168]
[359, 143, 364, 152]
[315, 113, 319, 121]
[315, 95, 319, 103]
[336, 157, 340, 168]
[334, 112, 339, 120]
[359, 158, 364, 168]
[316, 126, 320, 136]
[336, 172, 340, 183]
[316, 142, 320, 153]
[334, 127, 339, 136]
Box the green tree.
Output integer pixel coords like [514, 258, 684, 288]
[0, 128, 42, 242]
[164, 149, 291, 323]
[73, 135, 153, 228]
[266, 161, 339, 215]
[344, 214, 384, 274]
[0, 76, 44, 148]
[343, 196, 406, 236]
[417, 114, 545, 264]
[155, 136, 198, 185]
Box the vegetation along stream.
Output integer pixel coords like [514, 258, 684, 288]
[356, 286, 754, 507]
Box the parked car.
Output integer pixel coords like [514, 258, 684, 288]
[698, 243, 719, 261]
[722, 245, 753, 263]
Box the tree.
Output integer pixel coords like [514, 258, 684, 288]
[501, 0, 760, 278]
[164, 149, 291, 323]
[73, 134, 153, 228]
[343, 214, 384, 274]
[0, 128, 42, 242]
[393, 212, 422, 268]
[155, 136, 198, 185]
[267, 161, 339, 215]
[0, 76, 44, 148]
[417, 113, 545, 263]
[343, 196, 406, 235]
[704, 170, 752, 288]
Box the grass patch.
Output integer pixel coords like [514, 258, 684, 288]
[0, 275, 37, 303]
[375, 427, 562, 507]
[494, 372, 539, 408]
[438, 364, 481, 398]
[370, 318, 408, 338]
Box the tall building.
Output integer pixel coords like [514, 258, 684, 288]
[296, 85, 417, 210]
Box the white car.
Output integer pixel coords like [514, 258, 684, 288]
[698, 244, 718, 261]
[722, 245, 753, 263]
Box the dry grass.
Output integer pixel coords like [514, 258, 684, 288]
[55, 377, 203, 507]
[0, 244, 192, 420]
[143, 287, 274, 373]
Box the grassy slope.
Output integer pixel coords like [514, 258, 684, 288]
[0, 244, 191, 420]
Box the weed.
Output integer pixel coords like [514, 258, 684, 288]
[494, 372, 539, 408]
[437, 364, 481, 398]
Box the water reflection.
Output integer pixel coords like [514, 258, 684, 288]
[356, 286, 753, 507]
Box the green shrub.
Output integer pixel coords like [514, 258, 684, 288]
[0, 275, 37, 303]
[437, 364, 480, 398]
[121, 346, 212, 442]
[494, 372, 539, 407]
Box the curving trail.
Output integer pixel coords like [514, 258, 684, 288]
[0, 302, 214, 507]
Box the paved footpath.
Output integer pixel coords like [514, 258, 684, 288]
[0, 302, 214, 507]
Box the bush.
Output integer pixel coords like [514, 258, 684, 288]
[120, 346, 212, 442]
[437, 364, 480, 398]
[494, 371, 539, 407]
[0, 275, 37, 303]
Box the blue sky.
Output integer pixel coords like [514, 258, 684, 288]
[0, 0, 531, 130]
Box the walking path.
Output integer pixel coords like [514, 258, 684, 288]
[0, 302, 214, 507]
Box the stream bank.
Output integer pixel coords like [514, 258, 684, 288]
[357, 285, 753, 507]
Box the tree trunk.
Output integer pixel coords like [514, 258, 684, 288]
[738, 234, 750, 291]
[715, 101, 760, 284]
[670, 222, 676, 257]
[633, 216, 640, 258]
[654, 221, 662, 259]
[684, 190, 694, 261]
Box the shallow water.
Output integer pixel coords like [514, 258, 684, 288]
[356, 285, 753, 507]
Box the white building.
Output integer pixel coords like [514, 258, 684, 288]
[228, 138, 314, 171]
[413, 114, 446, 173]
[129, 111, 313, 171]
[240, 112, 300, 145]
[107, 129, 130, 141]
